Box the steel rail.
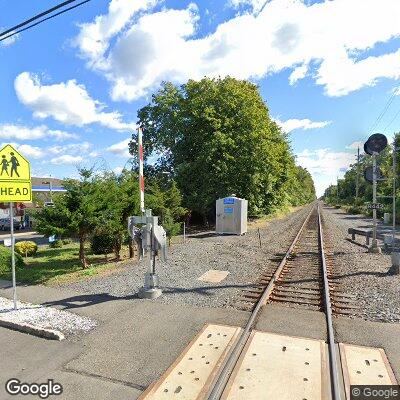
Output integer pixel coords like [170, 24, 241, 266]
[207, 203, 316, 400]
[317, 203, 342, 400]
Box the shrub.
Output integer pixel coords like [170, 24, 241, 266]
[0, 246, 24, 276]
[90, 232, 114, 255]
[62, 238, 73, 245]
[15, 241, 38, 257]
[49, 239, 63, 248]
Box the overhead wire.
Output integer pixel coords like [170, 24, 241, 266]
[0, 0, 92, 43]
[369, 89, 398, 133]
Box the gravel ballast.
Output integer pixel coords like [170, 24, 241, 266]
[0, 296, 97, 335]
[62, 206, 312, 309]
[322, 205, 400, 323]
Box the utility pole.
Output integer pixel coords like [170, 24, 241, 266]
[392, 143, 399, 273]
[356, 147, 360, 201]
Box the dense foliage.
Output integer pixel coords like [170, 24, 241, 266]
[132, 77, 315, 220]
[34, 168, 187, 268]
[15, 241, 38, 257]
[323, 133, 400, 219]
[0, 246, 24, 276]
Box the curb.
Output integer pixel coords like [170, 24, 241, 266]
[0, 318, 65, 340]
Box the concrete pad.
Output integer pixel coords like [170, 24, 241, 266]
[198, 270, 230, 283]
[339, 343, 397, 400]
[255, 303, 327, 341]
[65, 301, 250, 390]
[140, 324, 242, 399]
[334, 316, 400, 382]
[222, 331, 329, 400]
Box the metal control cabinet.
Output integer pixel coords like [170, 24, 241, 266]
[215, 196, 248, 235]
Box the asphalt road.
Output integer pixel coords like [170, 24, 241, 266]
[0, 231, 48, 246]
[1, 278, 400, 400]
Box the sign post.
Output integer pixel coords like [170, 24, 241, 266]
[0, 145, 32, 310]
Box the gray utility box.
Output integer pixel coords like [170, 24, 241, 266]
[216, 196, 248, 235]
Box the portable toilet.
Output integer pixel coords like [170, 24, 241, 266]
[215, 195, 248, 235]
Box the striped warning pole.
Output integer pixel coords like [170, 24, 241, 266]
[138, 126, 145, 213]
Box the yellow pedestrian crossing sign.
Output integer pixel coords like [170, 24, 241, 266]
[0, 144, 32, 202]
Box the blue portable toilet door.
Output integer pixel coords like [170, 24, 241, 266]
[222, 205, 235, 233]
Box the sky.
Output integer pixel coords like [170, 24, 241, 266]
[1, 0, 400, 197]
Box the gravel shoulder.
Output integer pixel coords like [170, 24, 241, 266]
[322, 205, 400, 323]
[61, 205, 313, 309]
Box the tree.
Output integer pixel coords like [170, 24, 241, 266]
[133, 77, 311, 220]
[35, 169, 101, 268]
[93, 170, 141, 260]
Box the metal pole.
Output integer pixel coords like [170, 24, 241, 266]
[356, 147, 360, 200]
[10, 202, 17, 310]
[138, 127, 145, 214]
[392, 146, 397, 250]
[372, 153, 378, 248]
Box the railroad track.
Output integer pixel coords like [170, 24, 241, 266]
[237, 204, 358, 315]
[140, 202, 398, 400]
[206, 202, 344, 400]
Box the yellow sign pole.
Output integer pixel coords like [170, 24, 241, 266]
[0, 144, 32, 311]
[10, 202, 17, 310]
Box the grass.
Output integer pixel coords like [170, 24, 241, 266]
[247, 205, 304, 230]
[0, 243, 133, 286]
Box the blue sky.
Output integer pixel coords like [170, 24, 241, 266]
[1, 0, 400, 196]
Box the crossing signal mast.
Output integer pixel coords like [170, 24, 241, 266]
[363, 133, 388, 253]
[128, 127, 167, 299]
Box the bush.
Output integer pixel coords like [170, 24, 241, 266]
[15, 241, 38, 257]
[49, 239, 63, 248]
[90, 232, 114, 255]
[62, 238, 73, 245]
[0, 246, 24, 276]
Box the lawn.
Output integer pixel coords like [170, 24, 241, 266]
[0, 243, 133, 285]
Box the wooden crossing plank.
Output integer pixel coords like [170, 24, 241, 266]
[339, 343, 398, 400]
[221, 331, 329, 400]
[139, 324, 242, 400]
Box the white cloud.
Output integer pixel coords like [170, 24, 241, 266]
[296, 148, 355, 196]
[14, 72, 135, 131]
[0, 142, 45, 159]
[48, 142, 92, 155]
[107, 138, 131, 157]
[275, 118, 331, 133]
[0, 29, 19, 47]
[75, 0, 400, 101]
[74, 0, 158, 68]
[289, 64, 308, 85]
[0, 124, 78, 141]
[50, 155, 83, 165]
[228, 0, 267, 13]
[346, 141, 364, 150]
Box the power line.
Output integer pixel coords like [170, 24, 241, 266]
[383, 108, 400, 133]
[0, 0, 92, 43]
[369, 89, 398, 133]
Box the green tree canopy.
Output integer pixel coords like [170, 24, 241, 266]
[132, 77, 315, 219]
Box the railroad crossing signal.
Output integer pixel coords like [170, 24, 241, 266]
[364, 165, 384, 184]
[364, 133, 388, 155]
[0, 144, 32, 202]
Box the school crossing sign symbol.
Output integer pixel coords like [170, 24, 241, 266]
[0, 144, 31, 202]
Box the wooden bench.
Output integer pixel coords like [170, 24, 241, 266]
[348, 228, 373, 245]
